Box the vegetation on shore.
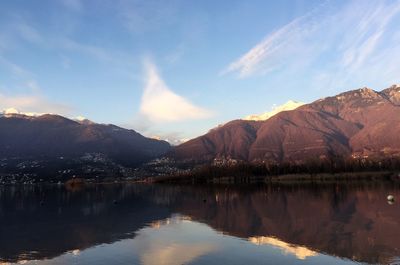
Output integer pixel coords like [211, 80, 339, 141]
[149, 157, 400, 184]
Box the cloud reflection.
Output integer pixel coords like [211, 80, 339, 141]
[249, 236, 317, 260]
[135, 216, 218, 265]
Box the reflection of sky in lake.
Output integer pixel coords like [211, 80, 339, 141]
[2, 183, 400, 264]
[8, 215, 359, 265]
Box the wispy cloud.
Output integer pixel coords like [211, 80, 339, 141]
[15, 22, 44, 45]
[0, 56, 42, 93]
[0, 56, 32, 79]
[0, 54, 71, 115]
[0, 54, 70, 115]
[57, 38, 138, 78]
[60, 38, 113, 62]
[117, 0, 178, 34]
[1, 12, 131, 73]
[0, 15, 47, 50]
[221, 14, 316, 77]
[221, 2, 325, 78]
[165, 44, 185, 64]
[140, 60, 212, 122]
[222, 0, 400, 86]
[59, 0, 83, 12]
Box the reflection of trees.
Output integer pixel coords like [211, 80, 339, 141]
[0, 182, 399, 264]
[143, 183, 400, 264]
[0, 185, 172, 263]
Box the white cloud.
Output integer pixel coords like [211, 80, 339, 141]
[339, 2, 400, 72]
[134, 216, 218, 265]
[140, 60, 212, 122]
[222, 0, 400, 85]
[0, 93, 71, 116]
[221, 4, 323, 78]
[141, 242, 215, 265]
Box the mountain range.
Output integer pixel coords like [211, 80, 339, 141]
[0, 113, 170, 166]
[1, 84, 400, 172]
[173, 85, 400, 163]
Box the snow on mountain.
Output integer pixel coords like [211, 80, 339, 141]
[73, 116, 96, 125]
[1, 108, 44, 118]
[243, 100, 305, 121]
[150, 135, 189, 146]
[1, 108, 93, 124]
[75, 116, 87, 121]
[3, 108, 20, 114]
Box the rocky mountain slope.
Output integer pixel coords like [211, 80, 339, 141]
[173, 85, 400, 163]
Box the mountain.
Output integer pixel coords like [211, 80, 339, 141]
[0, 113, 170, 166]
[243, 100, 304, 121]
[173, 85, 400, 163]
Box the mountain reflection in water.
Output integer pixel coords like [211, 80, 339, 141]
[0, 182, 399, 264]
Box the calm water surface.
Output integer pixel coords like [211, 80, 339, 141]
[0, 182, 400, 264]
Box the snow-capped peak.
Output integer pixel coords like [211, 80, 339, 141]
[74, 116, 95, 125]
[243, 100, 305, 121]
[75, 116, 87, 122]
[3, 108, 20, 115]
[150, 135, 188, 145]
[1, 108, 93, 123]
[1, 108, 43, 117]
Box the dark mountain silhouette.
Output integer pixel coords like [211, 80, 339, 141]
[0, 114, 170, 166]
[173, 85, 400, 163]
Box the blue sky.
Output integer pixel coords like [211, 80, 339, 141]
[1, 0, 399, 143]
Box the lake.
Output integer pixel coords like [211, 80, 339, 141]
[0, 182, 399, 264]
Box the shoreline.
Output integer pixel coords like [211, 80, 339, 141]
[1, 171, 399, 186]
[147, 171, 400, 184]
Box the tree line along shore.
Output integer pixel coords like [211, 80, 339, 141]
[148, 157, 400, 184]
